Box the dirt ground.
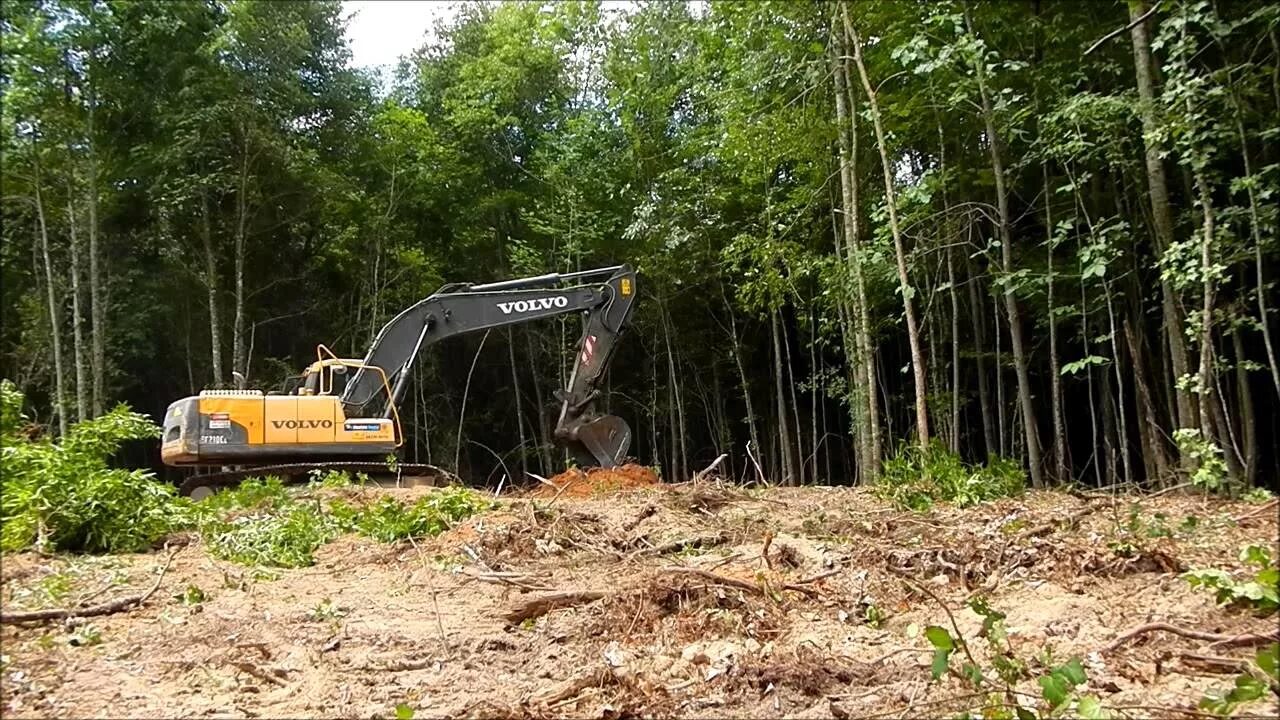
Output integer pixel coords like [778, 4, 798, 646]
[2, 480, 1277, 719]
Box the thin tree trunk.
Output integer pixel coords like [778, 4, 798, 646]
[67, 196, 88, 423]
[771, 308, 796, 485]
[508, 329, 529, 481]
[1192, 169, 1218, 452]
[967, 7, 1042, 486]
[34, 151, 68, 437]
[200, 189, 223, 385]
[1125, 317, 1171, 484]
[86, 83, 104, 416]
[231, 128, 251, 388]
[722, 283, 762, 464]
[780, 307, 805, 485]
[830, 20, 874, 480]
[993, 275, 1006, 457]
[526, 329, 552, 476]
[1231, 325, 1258, 486]
[967, 255, 997, 459]
[1044, 166, 1067, 482]
[1129, 0, 1196, 436]
[846, 10, 930, 448]
[1229, 97, 1280, 400]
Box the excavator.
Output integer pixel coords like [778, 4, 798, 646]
[161, 264, 637, 498]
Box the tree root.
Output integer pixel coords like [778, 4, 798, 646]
[504, 590, 608, 623]
[1102, 622, 1280, 653]
[0, 546, 181, 625]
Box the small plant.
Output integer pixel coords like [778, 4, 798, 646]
[394, 702, 415, 720]
[877, 441, 1025, 511]
[1198, 643, 1279, 716]
[1173, 428, 1228, 491]
[67, 624, 102, 647]
[1242, 487, 1275, 504]
[309, 597, 346, 622]
[350, 488, 490, 542]
[1183, 545, 1279, 614]
[175, 584, 207, 606]
[202, 504, 342, 568]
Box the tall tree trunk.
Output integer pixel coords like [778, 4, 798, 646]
[845, 9, 930, 448]
[34, 150, 68, 436]
[830, 20, 874, 480]
[780, 307, 805, 485]
[1192, 168, 1219, 461]
[771, 308, 796, 485]
[1129, 0, 1196, 436]
[199, 189, 223, 385]
[67, 196, 89, 423]
[86, 84, 104, 416]
[967, 8, 1043, 486]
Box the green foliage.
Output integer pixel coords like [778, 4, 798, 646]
[1172, 429, 1229, 491]
[394, 703, 415, 720]
[346, 490, 491, 543]
[877, 441, 1025, 511]
[0, 381, 183, 553]
[1199, 643, 1279, 716]
[201, 503, 342, 568]
[1183, 545, 1279, 613]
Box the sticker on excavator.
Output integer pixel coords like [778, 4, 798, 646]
[344, 421, 382, 432]
[208, 413, 231, 430]
[621, 278, 632, 296]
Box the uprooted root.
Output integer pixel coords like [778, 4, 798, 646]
[730, 645, 873, 697]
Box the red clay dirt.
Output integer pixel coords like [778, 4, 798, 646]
[2, 485, 1278, 719]
[530, 462, 659, 498]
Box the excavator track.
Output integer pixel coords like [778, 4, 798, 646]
[178, 461, 457, 499]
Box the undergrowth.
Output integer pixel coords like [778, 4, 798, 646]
[0, 380, 189, 553]
[877, 441, 1025, 511]
[0, 380, 492, 564]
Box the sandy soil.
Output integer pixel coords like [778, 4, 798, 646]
[2, 481, 1277, 719]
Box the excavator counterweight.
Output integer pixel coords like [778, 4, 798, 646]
[162, 265, 638, 496]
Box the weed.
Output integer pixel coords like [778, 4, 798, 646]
[1184, 545, 1279, 614]
[877, 441, 1024, 511]
[394, 703, 415, 720]
[349, 489, 491, 542]
[1242, 487, 1275, 504]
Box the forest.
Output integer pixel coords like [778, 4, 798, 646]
[2, 0, 1278, 492]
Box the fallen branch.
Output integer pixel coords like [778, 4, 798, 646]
[660, 566, 762, 595]
[621, 504, 658, 532]
[1178, 653, 1250, 674]
[0, 546, 181, 625]
[1102, 622, 1280, 653]
[627, 532, 727, 560]
[1022, 503, 1106, 539]
[1235, 498, 1279, 523]
[692, 453, 728, 483]
[532, 669, 606, 705]
[230, 660, 288, 687]
[504, 590, 607, 623]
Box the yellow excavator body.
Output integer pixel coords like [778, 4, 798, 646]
[161, 390, 397, 466]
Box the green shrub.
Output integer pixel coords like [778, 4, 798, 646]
[876, 440, 1025, 511]
[0, 380, 185, 553]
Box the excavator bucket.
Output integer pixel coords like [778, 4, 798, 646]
[571, 414, 632, 468]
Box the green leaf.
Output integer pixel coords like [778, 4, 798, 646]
[1256, 643, 1279, 680]
[394, 703, 415, 720]
[925, 625, 954, 650]
[1015, 708, 1037, 720]
[1038, 675, 1069, 707]
[1059, 658, 1087, 686]
[931, 647, 952, 681]
[1077, 694, 1107, 719]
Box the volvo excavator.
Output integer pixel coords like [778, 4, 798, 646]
[161, 265, 637, 498]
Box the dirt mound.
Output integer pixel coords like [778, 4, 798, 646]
[531, 463, 659, 498]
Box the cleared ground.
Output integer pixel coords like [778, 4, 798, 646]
[2, 474, 1277, 718]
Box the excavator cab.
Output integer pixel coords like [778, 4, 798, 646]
[162, 264, 638, 492]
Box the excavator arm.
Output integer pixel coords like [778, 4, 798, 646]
[340, 264, 638, 467]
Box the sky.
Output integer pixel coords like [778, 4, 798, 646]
[341, 1, 460, 70]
